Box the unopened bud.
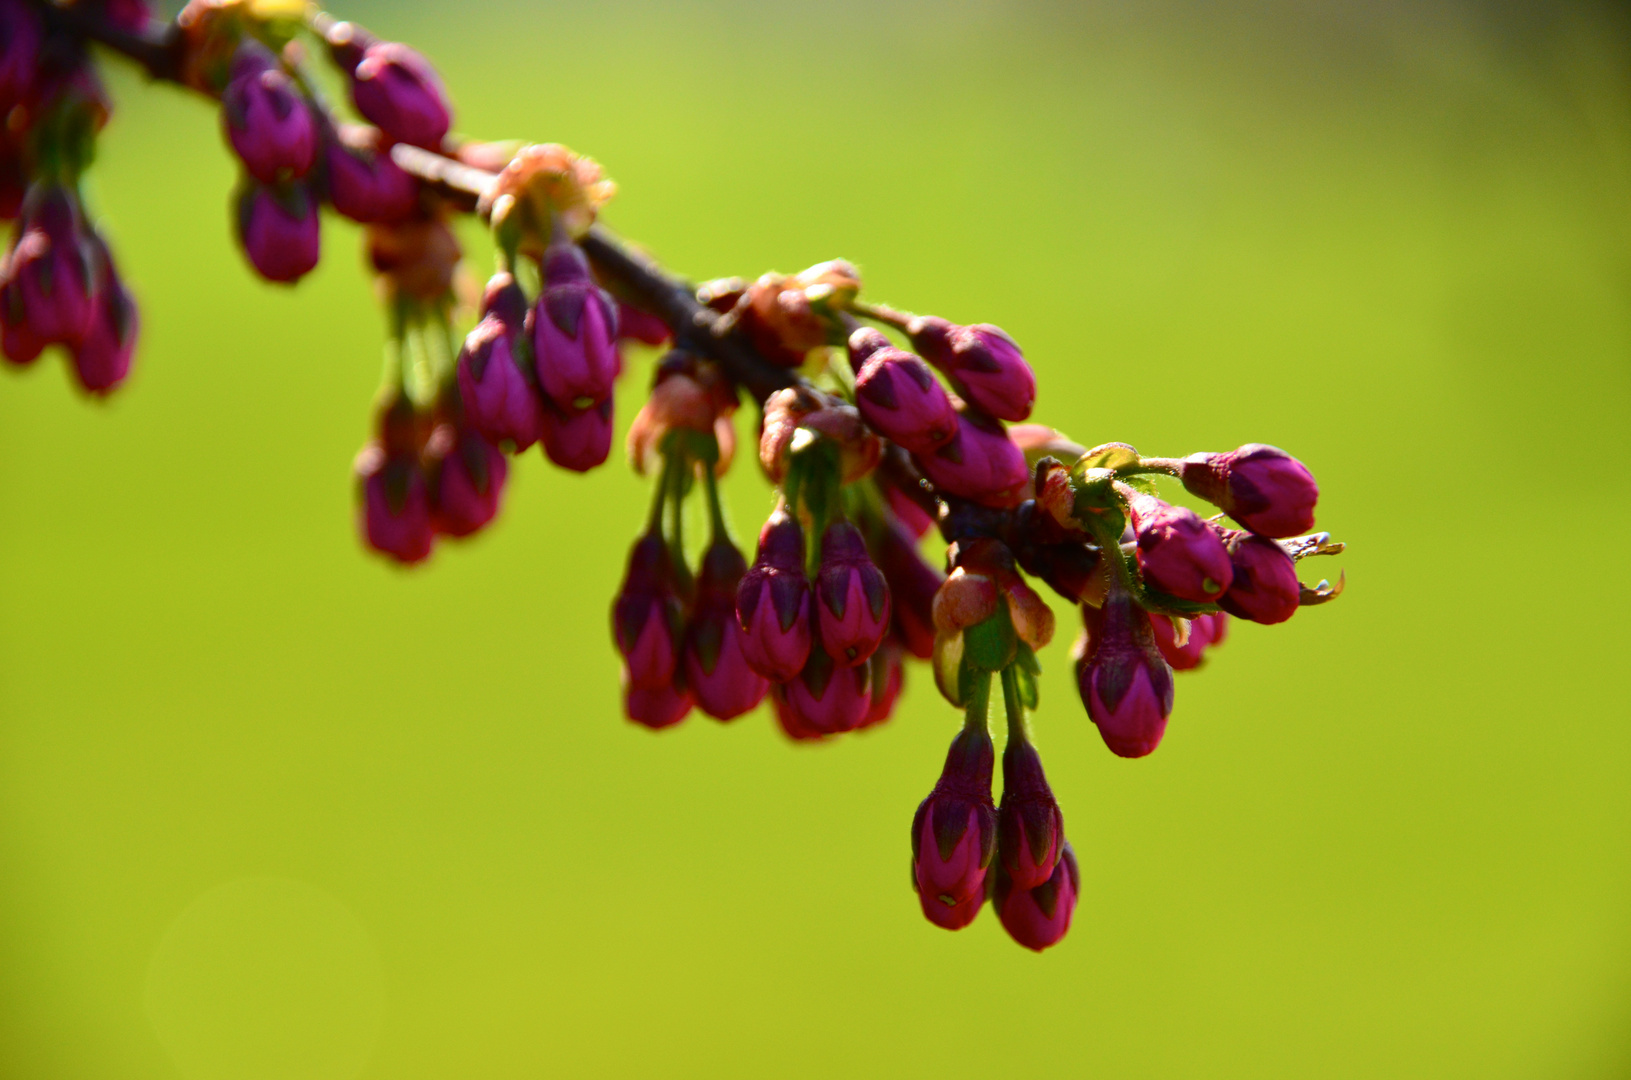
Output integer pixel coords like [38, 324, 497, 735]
[736, 510, 813, 683]
[533, 240, 619, 410]
[911, 725, 996, 930]
[539, 395, 613, 473]
[993, 841, 1079, 951]
[1181, 444, 1319, 538]
[1129, 493, 1234, 603]
[782, 642, 872, 735]
[684, 539, 770, 721]
[849, 328, 957, 456]
[325, 126, 420, 225]
[221, 45, 316, 184]
[1151, 612, 1229, 671]
[1215, 528, 1300, 625]
[235, 181, 320, 284]
[613, 532, 686, 693]
[908, 317, 1036, 423]
[915, 406, 1030, 509]
[428, 425, 507, 537]
[815, 520, 891, 668]
[349, 42, 451, 150]
[1076, 593, 1175, 758]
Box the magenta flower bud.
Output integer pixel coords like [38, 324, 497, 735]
[1077, 594, 1175, 759]
[355, 445, 434, 564]
[1181, 444, 1319, 538]
[69, 240, 138, 395]
[457, 276, 545, 450]
[429, 427, 507, 537]
[0, 186, 97, 351]
[815, 520, 891, 668]
[769, 685, 825, 742]
[616, 300, 671, 347]
[994, 841, 1079, 951]
[1129, 493, 1233, 603]
[997, 739, 1065, 890]
[101, 0, 151, 31]
[849, 328, 957, 455]
[1150, 612, 1228, 671]
[325, 133, 419, 224]
[613, 532, 686, 693]
[1216, 530, 1300, 625]
[539, 395, 613, 473]
[912, 725, 996, 928]
[884, 482, 934, 540]
[735, 509, 813, 683]
[624, 676, 692, 731]
[873, 517, 944, 660]
[915, 407, 1030, 509]
[909, 317, 1036, 423]
[533, 242, 619, 410]
[0, 0, 42, 113]
[235, 182, 320, 284]
[861, 640, 903, 729]
[221, 49, 316, 183]
[783, 643, 872, 735]
[349, 42, 451, 150]
[685, 539, 770, 721]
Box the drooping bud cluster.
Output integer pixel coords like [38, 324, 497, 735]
[12, 0, 1353, 957]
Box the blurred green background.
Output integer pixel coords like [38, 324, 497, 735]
[3, 0, 1630, 1076]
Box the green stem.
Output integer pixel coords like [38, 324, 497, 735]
[962, 669, 993, 735]
[1119, 458, 1185, 478]
[849, 300, 914, 332]
[1000, 665, 1030, 745]
[645, 452, 673, 535]
[701, 458, 729, 542]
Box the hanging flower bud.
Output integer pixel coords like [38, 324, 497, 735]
[539, 395, 613, 473]
[997, 739, 1065, 890]
[427, 424, 507, 537]
[1128, 493, 1233, 603]
[613, 532, 686, 693]
[1215, 529, 1300, 625]
[993, 841, 1079, 951]
[1180, 444, 1319, 538]
[873, 518, 944, 660]
[911, 725, 996, 929]
[221, 45, 316, 184]
[235, 182, 320, 284]
[354, 397, 434, 565]
[0, 0, 42, 113]
[735, 509, 813, 683]
[815, 520, 891, 668]
[533, 241, 619, 410]
[68, 237, 138, 395]
[862, 639, 904, 728]
[782, 642, 872, 735]
[915, 406, 1030, 509]
[325, 126, 419, 225]
[908, 317, 1036, 423]
[1076, 592, 1175, 758]
[1150, 612, 1229, 670]
[0, 186, 97, 355]
[623, 676, 692, 731]
[349, 42, 451, 150]
[684, 539, 769, 721]
[848, 328, 957, 455]
[616, 299, 670, 347]
[769, 684, 826, 742]
[457, 273, 544, 450]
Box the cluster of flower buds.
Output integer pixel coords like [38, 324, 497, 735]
[14, 0, 1352, 954]
[0, 0, 142, 394]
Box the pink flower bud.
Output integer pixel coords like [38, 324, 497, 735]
[355, 445, 434, 564]
[915, 406, 1030, 509]
[884, 481, 935, 539]
[685, 539, 770, 721]
[1181, 444, 1318, 538]
[1129, 493, 1233, 603]
[69, 239, 138, 395]
[623, 675, 691, 731]
[997, 739, 1064, 890]
[782, 642, 872, 735]
[428, 426, 507, 537]
[849, 328, 957, 455]
[533, 242, 619, 409]
[616, 299, 670, 346]
[873, 517, 944, 660]
[349, 42, 451, 150]
[912, 726, 996, 928]
[1216, 530, 1300, 625]
[1150, 612, 1229, 671]
[613, 532, 685, 693]
[457, 275, 545, 450]
[1076, 594, 1175, 758]
[861, 640, 904, 728]
[325, 128, 419, 224]
[909, 317, 1036, 423]
[735, 510, 813, 683]
[221, 47, 316, 183]
[235, 182, 320, 284]
[993, 841, 1079, 951]
[815, 520, 891, 668]
[538, 395, 613, 473]
[0, 0, 42, 113]
[0, 186, 97, 351]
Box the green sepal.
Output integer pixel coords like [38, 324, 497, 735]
[962, 612, 1017, 674]
[1077, 443, 1140, 471]
[1012, 645, 1041, 710]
